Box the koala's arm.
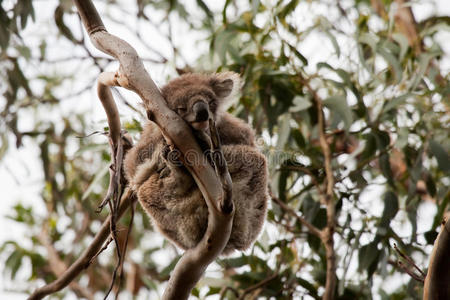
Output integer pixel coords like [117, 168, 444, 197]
[217, 113, 256, 147]
[221, 144, 268, 254]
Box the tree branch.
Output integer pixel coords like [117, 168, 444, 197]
[270, 192, 322, 238]
[237, 273, 278, 300]
[423, 218, 450, 299]
[28, 189, 135, 300]
[72, 1, 233, 299]
[38, 225, 95, 300]
[299, 75, 337, 300]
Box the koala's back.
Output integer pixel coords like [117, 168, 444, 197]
[124, 122, 164, 183]
[217, 113, 256, 146]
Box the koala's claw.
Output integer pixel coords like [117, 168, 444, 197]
[158, 165, 171, 178]
[162, 144, 171, 159]
[162, 146, 182, 167]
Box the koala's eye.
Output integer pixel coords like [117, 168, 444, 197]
[176, 107, 187, 114]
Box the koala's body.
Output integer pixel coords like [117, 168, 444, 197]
[124, 73, 268, 254]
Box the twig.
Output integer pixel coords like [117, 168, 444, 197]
[389, 259, 425, 283]
[270, 191, 322, 238]
[277, 165, 324, 197]
[89, 235, 114, 264]
[238, 273, 278, 300]
[219, 286, 239, 299]
[393, 243, 426, 279]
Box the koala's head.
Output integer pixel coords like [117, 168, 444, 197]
[161, 72, 240, 131]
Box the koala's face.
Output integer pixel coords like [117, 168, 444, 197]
[161, 73, 238, 131]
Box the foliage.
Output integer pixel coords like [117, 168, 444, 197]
[0, 0, 449, 299]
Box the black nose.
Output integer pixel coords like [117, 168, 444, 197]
[193, 101, 209, 122]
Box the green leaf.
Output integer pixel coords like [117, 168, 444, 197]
[205, 286, 221, 296]
[0, 7, 11, 50]
[160, 255, 181, 277]
[382, 94, 411, 114]
[323, 95, 353, 131]
[301, 194, 320, 223]
[379, 153, 394, 186]
[0, 134, 9, 161]
[359, 32, 379, 51]
[429, 140, 450, 173]
[81, 163, 109, 201]
[392, 33, 409, 61]
[277, 0, 299, 20]
[16, 45, 31, 60]
[297, 277, 319, 299]
[220, 256, 249, 268]
[376, 44, 402, 84]
[214, 29, 234, 64]
[191, 287, 200, 297]
[5, 250, 23, 279]
[195, 0, 213, 20]
[410, 51, 442, 90]
[324, 31, 340, 58]
[286, 43, 308, 66]
[424, 230, 438, 245]
[379, 191, 399, 230]
[358, 242, 379, 273]
[289, 96, 312, 112]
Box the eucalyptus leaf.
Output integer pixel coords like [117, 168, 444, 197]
[323, 95, 353, 131]
[429, 140, 450, 173]
[289, 96, 312, 112]
[81, 163, 110, 201]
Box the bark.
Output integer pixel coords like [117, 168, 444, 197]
[423, 219, 450, 300]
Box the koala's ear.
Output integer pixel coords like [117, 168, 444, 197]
[211, 78, 234, 98]
[209, 72, 241, 111]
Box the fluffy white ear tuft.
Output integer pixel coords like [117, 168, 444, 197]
[210, 72, 242, 113]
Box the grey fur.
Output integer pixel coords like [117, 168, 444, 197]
[124, 73, 268, 255]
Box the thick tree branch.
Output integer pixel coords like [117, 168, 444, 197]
[70, 1, 233, 299]
[423, 218, 450, 299]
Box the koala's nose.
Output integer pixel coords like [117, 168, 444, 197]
[193, 101, 209, 122]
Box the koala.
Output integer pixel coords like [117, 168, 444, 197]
[124, 72, 268, 255]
